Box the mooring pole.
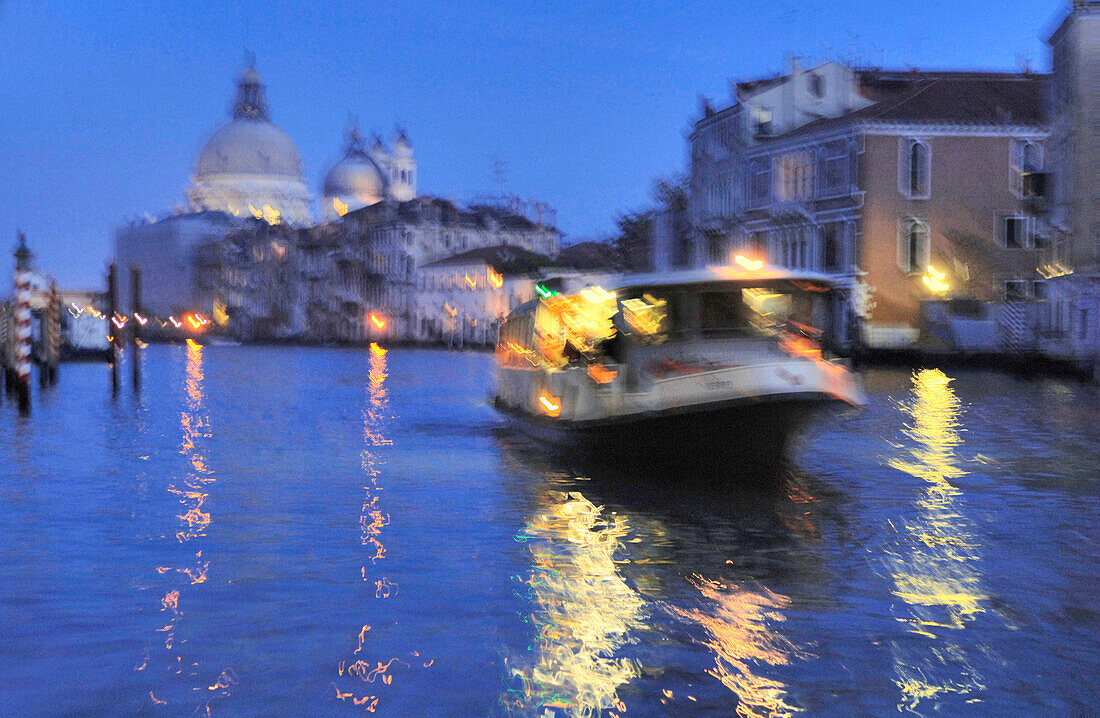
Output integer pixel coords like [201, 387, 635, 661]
[47, 281, 60, 385]
[131, 265, 141, 392]
[107, 263, 119, 397]
[13, 234, 33, 416]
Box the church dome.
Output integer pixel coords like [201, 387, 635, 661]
[197, 119, 304, 178]
[321, 125, 388, 219]
[188, 62, 312, 225]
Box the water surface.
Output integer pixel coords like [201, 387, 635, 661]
[1, 345, 1097, 715]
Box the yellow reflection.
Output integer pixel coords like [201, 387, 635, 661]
[886, 369, 987, 711]
[333, 197, 349, 217]
[668, 577, 803, 717]
[503, 491, 645, 717]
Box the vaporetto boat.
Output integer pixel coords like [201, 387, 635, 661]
[493, 262, 865, 472]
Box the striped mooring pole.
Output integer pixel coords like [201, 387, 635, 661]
[13, 233, 33, 415]
[46, 281, 60, 386]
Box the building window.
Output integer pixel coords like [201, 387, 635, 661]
[824, 149, 848, 193]
[1011, 140, 1044, 197]
[1001, 215, 1030, 249]
[1004, 280, 1029, 302]
[750, 161, 771, 205]
[822, 223, 840, 272]
[1033, 280, 1047, 300]
[774, 151, 814, 202]
[897, 217, 930, 274]
[752, 106, 772, 137]
[900, 139, 931, 198]
[809, 73, 825, 99]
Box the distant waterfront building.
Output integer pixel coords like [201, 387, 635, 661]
[187, 63, 313, 226]
[115, 211, 245, 316]
[688, 58, 1048, 347]
[190, 197, 563, 343]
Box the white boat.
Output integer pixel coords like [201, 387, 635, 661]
[493, 263, 865, 472]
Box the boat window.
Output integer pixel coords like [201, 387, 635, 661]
[621, 293, 670, 344]
[743, 286, 818, 335]
[700, 290, 752, 337]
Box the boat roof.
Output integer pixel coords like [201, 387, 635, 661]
[608, 265, 839, 292]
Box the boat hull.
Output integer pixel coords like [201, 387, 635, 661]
[495, 391, 845, 476]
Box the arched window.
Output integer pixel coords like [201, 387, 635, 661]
[907, 141, 930, 197]
[897, 217, 930, 274]
[809, 73, 825, 98]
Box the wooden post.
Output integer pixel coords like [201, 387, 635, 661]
[13, 234, 32, 415]
[47, 282, 60, 385]
[131, 265, 141, 392]
[107, 263, 119, 397]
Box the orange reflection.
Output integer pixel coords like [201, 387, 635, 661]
[142, 340, 232, 710]
[668, 577, 803, 717]
[332, 348, 433, 710]
[886, 369, 987, 711]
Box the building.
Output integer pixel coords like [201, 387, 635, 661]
[1035, 1, 1100, 371]
[115, 211, 245, 316]
[193, 220, 301, 340]
[188, 63, 313, 226]
[335, 197, 562, 342]
[321, 124, 418, 221]
[1046, 0, 1099, 272]
[689, 59, 1048, 347]
[116, 60, 419, 320]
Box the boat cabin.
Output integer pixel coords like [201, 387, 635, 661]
[496, 268, 843, 378]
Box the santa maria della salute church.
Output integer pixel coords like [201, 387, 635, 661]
[187, 62, 417, 225]
[115, 61, 572, 343]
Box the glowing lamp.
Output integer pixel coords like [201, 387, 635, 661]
[487, 268, 504, 288]
[579, 286, 615, 304]
[734, 255, 764, 271]
[922, 265, 949, 293]
[538, 391, 561, 417]
[370, 313, 386, 329]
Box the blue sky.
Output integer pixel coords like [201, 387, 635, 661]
[0, 0, 1065, 287]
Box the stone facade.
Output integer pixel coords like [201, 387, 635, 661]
[688, 60, 1048, 347]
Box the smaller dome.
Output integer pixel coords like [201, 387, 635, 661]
[322, 126, 388, 218]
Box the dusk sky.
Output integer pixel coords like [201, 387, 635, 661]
[0, 0, 1064, 288]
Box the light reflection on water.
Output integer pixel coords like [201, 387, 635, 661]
[2, 348, 1098, 715]
[503, 491, 646, 717]
[667, 577, 804, 718]
[143, 340, 238, 712]
[885, 369, 989, 712]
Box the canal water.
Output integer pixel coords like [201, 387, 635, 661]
[1, 345, 1098, 716]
